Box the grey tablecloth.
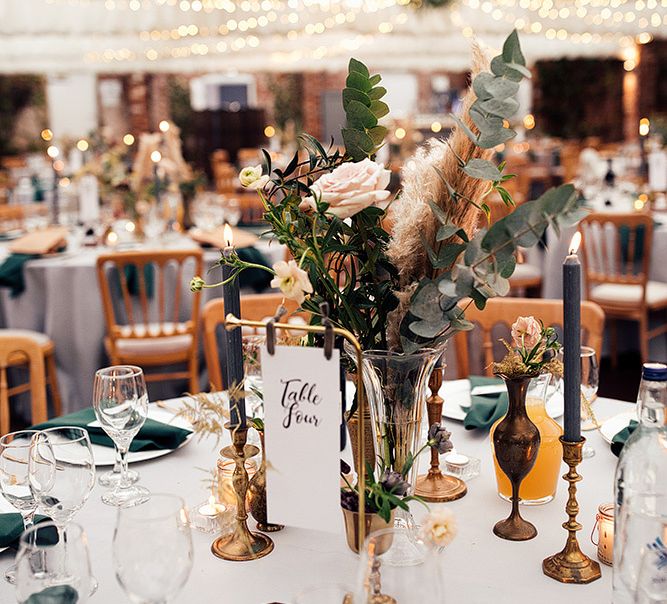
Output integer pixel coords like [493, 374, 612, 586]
[0, 392, 628, 602]
[0, 236, 285, 415]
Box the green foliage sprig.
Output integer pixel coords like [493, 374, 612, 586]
[398, 31, 587, 353]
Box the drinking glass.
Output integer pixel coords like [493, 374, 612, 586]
[580, 346, 599, 459]
[98, 449, 139, 488]
[93, 365, 150, 506]
[294, 584, 354, 604]
[28, 427, 95, 530]
[15, 521, 93, 604]
[0, 430, 39, 584]
[353, 527, 445, 603]
[113, 493, 193, 603]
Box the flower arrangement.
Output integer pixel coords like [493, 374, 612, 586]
[191, 30, 585, 358]
[493, 315, 562, 378]
[341, 423, 452, 522]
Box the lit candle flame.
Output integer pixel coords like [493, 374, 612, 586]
[569, 231, 581, 255]
[224, 224, 233, 247]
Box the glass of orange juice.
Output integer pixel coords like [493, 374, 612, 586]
[491, 373, 563, 505]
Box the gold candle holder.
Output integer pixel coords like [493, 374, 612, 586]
[542, 436, 601, 584]
[211, 423, 274, 561]
[414, 365, 467, 502]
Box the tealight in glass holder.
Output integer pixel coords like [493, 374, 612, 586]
[442, 451, 481, 482]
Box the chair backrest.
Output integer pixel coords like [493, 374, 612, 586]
[0, 334, 47, 432]
[454, 297, 605, 378]
[96, 249, 203, 343]
[579, 212, 653, 301]
[212, 162, 236, 195]
[202, 293, 308, 390]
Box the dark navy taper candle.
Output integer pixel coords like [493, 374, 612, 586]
[563, 233, 582, 442]
[222, 232, 246, 428]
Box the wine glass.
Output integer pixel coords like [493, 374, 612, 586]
[580, 346, 600, 459]
[28, 427, 95, 530]
[98, 449, 139, 488]
[113, 493, 193, 603]
[15, 521, 93, 604]
[93, 365, 150, 506]
[0, 430, 39, 584]
[353, 527, 445, 603]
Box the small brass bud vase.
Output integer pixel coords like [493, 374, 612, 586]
[492, 375, 541, 541]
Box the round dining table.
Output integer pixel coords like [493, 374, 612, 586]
[0, 389, 630, 603]
[0, 234, 285, 416]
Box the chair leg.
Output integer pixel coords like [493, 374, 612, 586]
[0, 368, 9, 436]
[610, 319, 618, 368]
[639, 312, 650, 364]
[45, 351, 62, 417]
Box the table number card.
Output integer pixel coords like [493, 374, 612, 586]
[262, 344, 341, 533]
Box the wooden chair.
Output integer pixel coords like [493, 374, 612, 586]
[579, 212, 667, 364]
[0, 334, 48, 434]
[237, 148, 262, 167]
[454, 297, 605, 378]
[96, 249, 203, 392]
[202, 293, 308, 391]
[212, 161, 237, 195]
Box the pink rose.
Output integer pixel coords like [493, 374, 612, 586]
[511, 316, 542, 350]
[300, 158, 391, 220]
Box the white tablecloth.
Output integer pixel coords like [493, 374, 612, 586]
[0, 393, 631, 603]
[0, 235, 285, 415]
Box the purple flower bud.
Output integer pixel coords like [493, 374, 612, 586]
[380, 469, 410, 497]
[428, 423, 453, 455]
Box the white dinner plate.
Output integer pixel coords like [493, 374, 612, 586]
[600, 411, 636, 444]
[90, 404, 194, 467]
[441, 379, 564, 422]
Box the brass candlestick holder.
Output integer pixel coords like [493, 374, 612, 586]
[414, 364, 467, 502]
[211, 423, 275, 561]
[542, 436, 602, 583]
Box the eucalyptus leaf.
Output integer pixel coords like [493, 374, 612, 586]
[370, 100, 390, 119]
[501, 29, 526, 66]
[346, 100, 378, 129]
[435, 243, 467, 269]
[368, 125, 388, 146]
[477, 126, 517, 149]
[342, 128, 374, 160]
[410, 281, 444, 321]
[469, 106, 505, 133]
[348, 58, 370, 78]
[368, 86, 387, 100]
[484, 77, 520, 99]
[490, 55, 524, 82]
[505, 62, 532, 79]
[472, 73, 495, 100]
[342, 87, 371, 110]
[427, 199, 449, 225]
[436, 223, 463, 241]
[369, 74, 382, 86]
[477, 97, 520, 119]
[450, 114, 478, 145]
[487, 272, 511, 296]
[462, 158, 501, 181]
[455, 265, 475, 296]
[346, 71, 372, 92]
[436, 275, 457, 297]
[409, 317, 448, 338]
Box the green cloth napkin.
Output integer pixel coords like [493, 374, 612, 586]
[0, 514, 51, 549]
[30, 408, 191, 453]
[611, 420, 638, 457]
[0, 253, 38, 297]
[25, 585, 79, 604]
[463, 375, 508, 431]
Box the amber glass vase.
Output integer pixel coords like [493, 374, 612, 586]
[491, 373, 562, 505]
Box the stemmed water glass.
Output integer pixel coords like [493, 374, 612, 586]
[15, 521, 93, 604]
[113, 494, 193, 603]
[0, 430, 39, 584]
[93, 365, 150, 506]
[580, 346, 600, 459]
[28, 427, 95, 531]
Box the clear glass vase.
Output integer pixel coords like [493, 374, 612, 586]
[353, 348, 440, 490]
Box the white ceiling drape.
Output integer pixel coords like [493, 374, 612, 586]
[0, 0, 663, 74]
